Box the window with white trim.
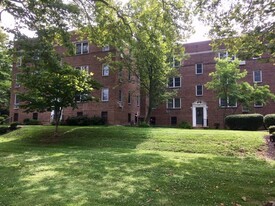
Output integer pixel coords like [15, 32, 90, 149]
[219, 97, 237, 108]
[15, 73, 20, 87]
[76, 65, 89, 73]
[173, 57, 181, 68]
[128, 91, 131, 104]
[14, 94, 20, 109]
[16, 56, 22, 67]
[102, 64, 109, 76]
[101, 88, 109, 101]
[196, 85, 203, 96]
[167, 98, 181, 109]
[253, 70, 262, 83]
[168, 77, 181, 88]
[254, 101, 263, 108]
[218, 51, 236, 60]
[75, 42, 89, 55]
[195, 63, 203, 74]
[102, 45, 110, 51]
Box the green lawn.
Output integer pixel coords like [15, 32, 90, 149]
[0, 126, 274, 206]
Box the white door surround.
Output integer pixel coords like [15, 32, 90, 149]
[192, 101, 208, 127]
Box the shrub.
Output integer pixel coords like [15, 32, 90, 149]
[225, 114, 263, 131]
[264, 114, 275, 128]
[0, 127, 9, 134]
[178, 121, 192, 129]
[138, 121, 150, 127]
[66, 116, 105, 126]
[23, 118, 41, 125]
[9, 122, 19, 130]
[268, 125, 275, 134]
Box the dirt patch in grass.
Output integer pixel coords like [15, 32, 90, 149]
[259, 135, 275, 160]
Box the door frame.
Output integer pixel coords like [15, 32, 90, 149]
[192, 101, 208, 127]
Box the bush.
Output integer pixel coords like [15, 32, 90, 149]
[9, 122, 19, 130]
[268, 125, 275, 134]
[66, 116, 105, 126]
[0, 127, 9, 134]
[138, 121, 150, 127]
[264, 114, 275, 128]
[23, 118, 41, 125]
[178, 121, 192, 129]
[225, 114, 263, 131]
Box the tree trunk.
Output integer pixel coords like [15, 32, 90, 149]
[54, 108, 61, 137]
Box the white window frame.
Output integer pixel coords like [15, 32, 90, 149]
[76, 65, 89, 73]
[196, 85, 203, 96]
[102, 64, 110, 76]
[168, 77, 181, 88]
[253, 70, 262, 83]
[173, 57, 181, 68]
[15, 73, 20, 88]
[195, 63, 203, 74]
[14, 94, 20, 109]
[102, 45, 110, 51]
[167, 98, 181, 109]
[75, 42, 89, 55]
[219, 97, 237, 108]
[16, 56, 22, 67]
[254, 101, 263, 108]
[101, 88, 109, 102]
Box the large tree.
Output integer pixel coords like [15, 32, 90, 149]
[16, 33, 99, 135]
[196, 0, 275, 60]
[0, 29, 11, 116]
[73, 0, 192, 123]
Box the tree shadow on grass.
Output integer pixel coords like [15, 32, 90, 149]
[1, 148, 275, 206]
[0, 126, 275, 205]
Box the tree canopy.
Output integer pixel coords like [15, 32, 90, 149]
[74, 0, 192, 122]
[196, 0, 275, 60]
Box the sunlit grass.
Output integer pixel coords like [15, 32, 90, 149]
[0, 126, 274, 206]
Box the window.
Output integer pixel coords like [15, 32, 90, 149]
[137, 95, 140, 107]
[77, 112, 83, 117]
[101, 88, 109, 101]
[128, 91, 131, 104]
[102, 64, 109, 76]
[76, 65, 89, 73]
[195, 63, 203, 74]
[16, 56, 22, 67]
[218, 51, 236, 60]
[32, 113, 38, 120]
[15, 73, 20, 87]
[118, 90, 123, 102]
[253, 70, 262, 83]
[171, 116, 177, 125]
[102, 45, 110, 51]
[254, 101, 263, 108]
[13, 113, 19, 122]
[14, 94, 20, 109]
[118, 69, 123, 82]
[171, 57, 181, 68]
[128, 70, 131, 81]
[168, 77, 181, 88]
[75, 42, 89, 55]
[196, 85, 203, 96]
[167, 98, 181, 109]
[219, 97, 237, 108]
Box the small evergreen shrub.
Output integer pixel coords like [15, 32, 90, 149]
[90, 116, 105, 125]
[268, 125, 275, 134]
[225, 114, 263, 131]
[264, 114, 275, 128]
[23, 118, 41, 125]
[178, 121, 192, 129]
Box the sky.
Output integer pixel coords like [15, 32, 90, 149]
[1, 3, 210, 43]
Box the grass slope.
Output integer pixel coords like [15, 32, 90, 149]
[0, 126, 274, 206]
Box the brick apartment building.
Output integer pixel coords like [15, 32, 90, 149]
[9, 40, 275, 128]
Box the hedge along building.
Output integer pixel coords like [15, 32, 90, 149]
[9, 40, 275, 127]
